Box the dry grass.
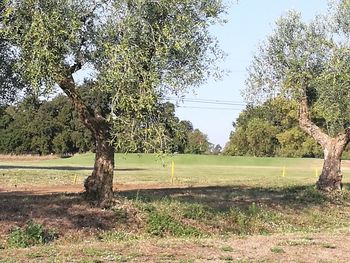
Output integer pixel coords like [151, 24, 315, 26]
[0, 154, 59, 162]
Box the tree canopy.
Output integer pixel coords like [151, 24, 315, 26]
[224, 97, 322, 158]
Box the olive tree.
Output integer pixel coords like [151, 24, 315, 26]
[0, 37, 23, 105]
[245, 1, 350, 192]
[1, 0, 225, 206]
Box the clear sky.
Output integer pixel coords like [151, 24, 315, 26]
[173, 0, 329, 148]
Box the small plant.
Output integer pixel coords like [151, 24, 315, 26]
[270, 246, 285, 253]
[99, 231, 138, 242]
[321, 243, 336, 249]
[146, 210, 202, 237]
[182, 204, 212, 220]
[7, 220, 58, 248]
[219, 255, 233, 261]
[221, 245, 234, 252]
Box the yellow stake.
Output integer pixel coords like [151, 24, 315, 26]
[171, 160, 175, 184]
[73, 175, 77, 184]
[315, 168, 318, 178]
[282, 166, 286, 177]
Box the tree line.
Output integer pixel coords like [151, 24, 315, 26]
[0, 93, 216, 156]
[224, 97, 324, 158]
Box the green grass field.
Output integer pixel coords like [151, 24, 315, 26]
[1, 154, 350, 262]
[2, 153, 348, 188]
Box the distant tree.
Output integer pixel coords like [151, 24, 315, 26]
[224, 97, 323, 157]
[245, 2, 350, 191]
[276, 127, 322, 158]
[0, 95, 93, 155]
[1, 0, 226, 206]
[185, 129, 210, 154]
[211, 144, 222, 155]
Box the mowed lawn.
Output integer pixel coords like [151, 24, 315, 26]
[1, 153, 349, 189]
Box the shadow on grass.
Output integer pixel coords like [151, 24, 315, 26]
[0, 192, 117, 234]
[118, 184, 339, 211]
[0, 165, 146, 172]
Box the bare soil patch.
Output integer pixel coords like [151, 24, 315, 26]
[0, 154, 59, 162]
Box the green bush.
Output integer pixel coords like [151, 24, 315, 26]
[7, 220, 58, 248]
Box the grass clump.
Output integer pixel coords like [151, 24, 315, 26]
[98, 231, 138, 242]
[182, 203, 212, 220]
[270, 246, 285, 253]
[225, 202, 278, 235]
[146, 210, 202, 237]
[7, 220, 58, 248]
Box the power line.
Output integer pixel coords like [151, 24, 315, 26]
[178, 105, 243, 111]
[166, 97, 246, 106]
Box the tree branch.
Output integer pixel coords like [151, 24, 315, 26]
[298, 96, 329, 148]
[57, 75, 108, 137]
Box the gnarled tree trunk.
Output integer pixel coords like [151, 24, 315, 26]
[84, 127, 114, 207]
[317, 138, 345, 191]
[58, 74, 115, 207]
[298, 97, 350, 192]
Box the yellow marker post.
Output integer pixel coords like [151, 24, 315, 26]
[171, 160, 175, 184]
[73, 175, 77, 185]
[315, 168, 318, 178]
[282, 166, 286, 177]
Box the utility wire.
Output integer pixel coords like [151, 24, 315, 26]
[166, 97, 246, 106]
[178, 106, 243, 111]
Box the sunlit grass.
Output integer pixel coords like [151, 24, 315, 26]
[1, 153, 350, 188]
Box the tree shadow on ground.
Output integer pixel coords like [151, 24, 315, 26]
[118, 184, 346, 211]
[0, 165, 146, 171]
[1, 183, 349, 236]
[0, 191, 117, 236]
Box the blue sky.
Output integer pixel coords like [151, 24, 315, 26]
[173, 0, 329, 147]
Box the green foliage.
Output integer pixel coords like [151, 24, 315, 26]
[0, 24, 23, 105]
[185, 129, 211, 154]
[98, 231, 138, 242]
[224, 97, 323, 157]
[245, 3, 350, 137]
[270, 246, 285, 253]
[225, 202, 276, 235]
[276, 128, 322, 158]
[0, 95, 93, 155]
[146, 210, 202, 237]
[7, 221, 58, 248]
[182, 204, 211, 220]
[0, 94, 212, 155]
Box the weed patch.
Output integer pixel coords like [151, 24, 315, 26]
[270, 246, 285, 253]
[98, 231, 138, 242]
[146, 210, 202, 237]
[7, 220, 58, 248]
[224, 203, 278, 235]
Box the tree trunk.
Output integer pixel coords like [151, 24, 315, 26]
[84, 128, 115, 207]
[58, 75, 115, 207]
[316, 139, 344, 192]
[298, 97, 350, 192]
